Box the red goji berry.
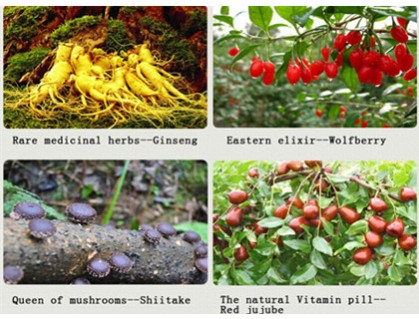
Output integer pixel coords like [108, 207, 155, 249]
[349, 49, 364, 69]
[398, 53, 414, 72]
[334, 34, 347, 51]
[403, 68, 417, 81]
[396, 17, 408, 28]
[262, 61, 275, 85]
[321, 47, 330, 62]
[301, 67, 312, 84]
[286, 63, 301, 85]
[310, 60, 325, 76]
[391, 25, 408, 43]
[229, 47, 240, 56]
[325, 62, 338, 79]
[347, 31, 362, 46]
[395, 43, 408, 60]
[249, 59, 264, 78]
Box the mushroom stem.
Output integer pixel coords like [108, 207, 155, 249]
[3, 219, 207, 284]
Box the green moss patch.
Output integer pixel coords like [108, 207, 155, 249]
[4, 47, 50, 83]
[51, 15, 101, 43]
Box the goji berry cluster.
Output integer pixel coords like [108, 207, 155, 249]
[285, 19, 417, 86]
[249, 56, 276, 85]
[286, 44, 343, 85]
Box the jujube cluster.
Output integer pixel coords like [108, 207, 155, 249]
[214, 161, 417, 271]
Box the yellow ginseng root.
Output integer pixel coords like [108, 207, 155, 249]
[137, 62, 190, 102]
[29, 43, 75, 110]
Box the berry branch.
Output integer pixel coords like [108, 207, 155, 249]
[349, 175, 404, 203]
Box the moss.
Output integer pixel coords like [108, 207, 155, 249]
[4, 47, 51, 83]
[139, 17, 197, 73]
[139, 16, 171, 35]
[119, 6, 146, 16]
[51, 15, 101, 43]
[4, 7, 54, 43]
[4, 6, 53, 19]
[182, 9, 207, 37]
[103, 19, 134, 53]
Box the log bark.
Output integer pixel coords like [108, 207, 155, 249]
[3, 218, 207, 284]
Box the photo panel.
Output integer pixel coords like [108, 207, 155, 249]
[3, 160, 208, 284]
[4, 6, 207, 128]
[213, 6, 417, 128]
[213, 160, 417, 285]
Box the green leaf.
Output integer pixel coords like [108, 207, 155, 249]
[328, 175, 349, 183]
[310, 249, 327, 269]
[335, 241, 365, 255]
[312, 237, 333, 256]
[341, 65, 359, 93]
[275, 225, 296, 236]
[365, 261, 378, 279]
[318, 197, 334, 208]
[368, 7, 417, 22]
[258, 217, 284, 228]
[267, 267, 287, 284]
[254, 237, 277, 256]
[345, 220, 368, 235]
[230, 44, 262, 68]
[275, 50, 292, 79]
[214, 34, 247, 46]
[249, 6, 273, 33]
[292, 7, 319, 27]
[268, 23, 289, 30]
[220, 6, 229, 15]
[246, 231, 257, 243]
[213, 15, 234, 27]
[258, 181, 271, 197]
[81, 184, 94, 199]
[290, 264, 317, 284]
[388, 265, 402, 282]
[322, 221, 335, 237]
[312, 6, 365, 17]
[232, 269, 256, 285]
[274, 6, 310, 27]
[394, 250, 412, 266]
[328, 104, 340, 121]
[396, 205, 417, 223]
[374, 243, 395, 256]
[294, 41, 309, 58]
[350, 264, 366, 277]
[284, 239, 311, 253]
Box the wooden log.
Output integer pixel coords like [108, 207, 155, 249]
[3, 218, 207, 284]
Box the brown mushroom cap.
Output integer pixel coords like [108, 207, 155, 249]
[4, 266, 24, 284]
[87, 258, 111, 278]
[11, 202, 45, 220]
[66, 203, 97, 224]
[28, 219, 56, 239]
[109, 252, 134, 273]
[194, 258, 208, 273]
[156, 222, 177, 237]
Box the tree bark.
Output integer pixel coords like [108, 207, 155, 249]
[3, 219, 207, 284]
